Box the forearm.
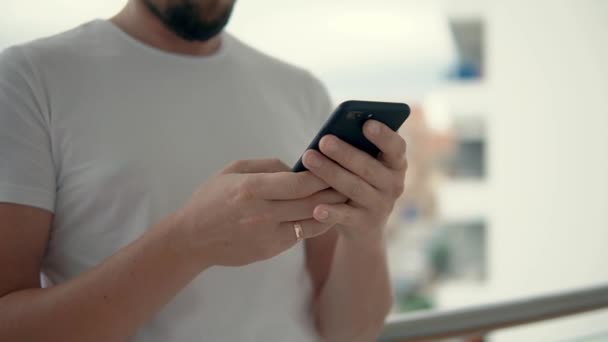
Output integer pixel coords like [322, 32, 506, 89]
[0, 214, 206, 342]
[315, 233, 392, 342]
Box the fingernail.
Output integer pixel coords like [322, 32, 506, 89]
[323, 136, 338, 152]
[367, 121, 381, 135]
[316, 208, 329, 221]
[305, 152, 322, 168]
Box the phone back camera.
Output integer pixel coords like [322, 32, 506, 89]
[347, 111, 364, 120]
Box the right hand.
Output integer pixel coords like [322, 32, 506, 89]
[174, 159, 346, 267]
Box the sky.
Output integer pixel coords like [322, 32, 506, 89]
[1, 0, 456, 103]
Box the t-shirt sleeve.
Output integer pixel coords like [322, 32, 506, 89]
[303, 71, 334, 136]
[309, 73, 334, 129]
[0, 46, 55, 212]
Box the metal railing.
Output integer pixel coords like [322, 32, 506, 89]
[379, 283, 608, 341]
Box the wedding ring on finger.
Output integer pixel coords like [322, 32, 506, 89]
[293, 222, 304, 242]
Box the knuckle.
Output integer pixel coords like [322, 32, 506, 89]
[239, 212, 271, 226]
[343, 148, 356, 165]
[335, 211, 347, 225]
[229, 159, 246, 171]
[289, 174, 307, 197]
[347, 181, 364, 200]
[221, 160, 238, 174]
[235, 177, 257, 202]
[313, 189, 337, 202]
[392, 153, 407, 171]
[392, 180, 405, 198]
[397, 138, 407, 157]
[305, 197, 321, 212]
[327, 189, 348, 203]
[270, 158, 288, 171]
[360, 164, 375, 182]
[384, 192, 398, 210]
[283, 181, 297, 199]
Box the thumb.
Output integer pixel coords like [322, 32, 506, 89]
[221, 158, 290, 174]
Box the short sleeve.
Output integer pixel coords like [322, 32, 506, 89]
[0, 46, 55, 212]
[304, 71, 334, 132]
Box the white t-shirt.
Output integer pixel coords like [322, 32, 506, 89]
[0, 19, 332, 342]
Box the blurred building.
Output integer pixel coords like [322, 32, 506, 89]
[429, 0, 608, 340]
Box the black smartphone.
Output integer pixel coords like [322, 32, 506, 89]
[293, 100, 411, 172]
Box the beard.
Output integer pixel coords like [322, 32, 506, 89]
[142, 0, 235, 42]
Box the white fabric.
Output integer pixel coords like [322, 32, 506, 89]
[0, 19, 332, 342]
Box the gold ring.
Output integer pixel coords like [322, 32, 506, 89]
[293, 222, 304, 241]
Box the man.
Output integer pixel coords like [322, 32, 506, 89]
[0, 0, 407, 341]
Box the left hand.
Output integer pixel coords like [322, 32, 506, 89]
[302, 120, 408, 243]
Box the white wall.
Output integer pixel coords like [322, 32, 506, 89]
[487, 0, 608, 339]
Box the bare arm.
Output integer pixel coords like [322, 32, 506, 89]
[0, 160, 342, 341]
[0, 203, 204, 342]
[307, 230, 392, 342]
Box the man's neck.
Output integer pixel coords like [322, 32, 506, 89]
[110, 0, 222, 57]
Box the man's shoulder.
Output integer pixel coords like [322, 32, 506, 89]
[225, 34, 332, 125]
[2, 20, 104, 72]
[225, 33, 319, 86]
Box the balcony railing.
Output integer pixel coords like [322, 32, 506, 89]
[379, 283, 608, 341]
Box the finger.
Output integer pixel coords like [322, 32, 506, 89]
[363, 120, 407, 170]
[318, 135, 394, 191]
[302, 150, 380, 207]
[222, 158, 290, 174]
[277, 219, 335, 246]
[250, 171, 329, 200]
[312, 203, 365, 227]
[272, 189, 347, 222]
